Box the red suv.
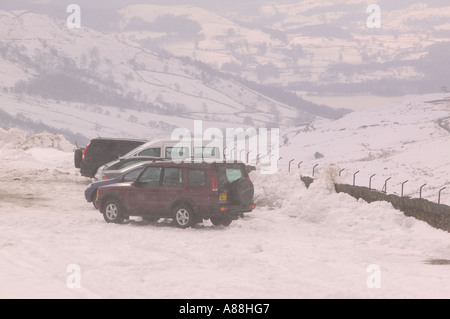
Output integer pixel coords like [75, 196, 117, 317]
[94, 161, 255, 228]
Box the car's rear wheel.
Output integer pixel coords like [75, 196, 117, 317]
[173, 204, 194, 228]
[74, 148, 83, 168]
[102, 199, 125, 224]
[210, 216, 232, 227]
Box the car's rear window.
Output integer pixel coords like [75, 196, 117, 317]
[217, 164, 245, 187]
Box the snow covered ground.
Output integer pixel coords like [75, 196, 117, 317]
[1, 122, 450, 299]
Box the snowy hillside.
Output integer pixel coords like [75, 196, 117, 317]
[280, 93, 450, 204]
[116, 1, 450, 95]
[0, 9, 349, 145]
[1, 93, 450, 298]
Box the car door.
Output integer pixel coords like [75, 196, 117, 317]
[157, 167, 184, 216]
[184, 168, 210, 215]
[125, 166, 162, 215]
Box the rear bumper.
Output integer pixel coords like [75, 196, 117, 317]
[208, 202, 255, 218]
[79, 164, 92, 178]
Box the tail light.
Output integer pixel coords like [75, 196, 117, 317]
[211, 177, 218, 192]
[82, 141, 91, 161]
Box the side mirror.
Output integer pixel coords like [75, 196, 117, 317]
[131, 180, 142, 187]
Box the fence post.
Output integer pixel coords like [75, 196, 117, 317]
[383, 177, 391, 194]
[439, 187, 447, 204]
[369, 174, 376, 190]
[401, 180, 409, 197]
[239, 149, 245, 162]
[420, 184, 427, 199]
[313, 164, 319, 177]
[353, 170, 360, 186]
[288, 159, 295, 172]
[230, 148, 235, 161]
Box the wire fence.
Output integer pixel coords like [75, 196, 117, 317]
[281, 160, 449, 206]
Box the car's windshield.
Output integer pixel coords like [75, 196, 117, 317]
[122, 167, 145, 182]
[104, 159, 119, 169]
[121, 143, 149, 158]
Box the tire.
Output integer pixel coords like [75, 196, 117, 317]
[210, 216, 232, 227]
[230, 178, 254, 205]
[74, 148, 83, 169]
[102, 199, 125, 224]
[220, 218, 232, 227]
[172, 204, 194, 228]
[91, 192, 98, 208]
[91, 167, 99, 179]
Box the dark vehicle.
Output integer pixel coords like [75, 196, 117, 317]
[75, 138, 147, 178]
[95, 161, 255, 228]
[84, 162, 150, 207]
[96, 156, 166, 180]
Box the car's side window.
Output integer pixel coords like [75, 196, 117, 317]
[188, 169, 207, 187]
[193, 147, 220, 159]
[122, 168, 145, 183]
[138, 148, 161, 157]
[162, 167, 183, 187]
[138, 167, 162, 186]
[165, 147, 189, 160]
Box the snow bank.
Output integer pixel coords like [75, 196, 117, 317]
[251, 164, 450, 259]
[0, 128, 81, 182]
[0, 128, 74, 152]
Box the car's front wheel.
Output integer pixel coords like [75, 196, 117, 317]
[172, 204, 194, 228]
[102, 199, 125, 224]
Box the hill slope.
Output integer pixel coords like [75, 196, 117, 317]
[0, 10, 347, 144]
